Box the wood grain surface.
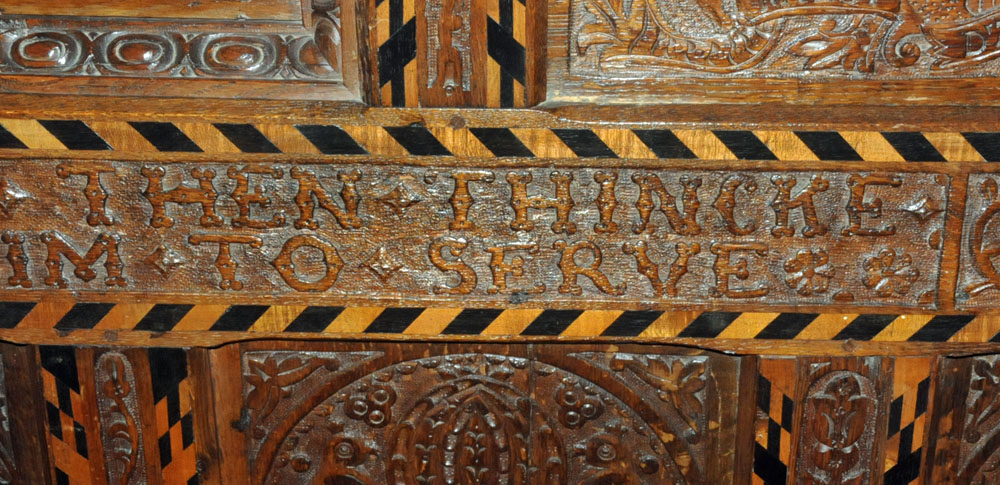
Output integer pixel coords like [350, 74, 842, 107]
[1, 341, 997, 483]
[1, 0, 302, 21]
[4, 0, 1000, 480]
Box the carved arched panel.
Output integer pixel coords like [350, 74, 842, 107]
[238, 343, 747, 484]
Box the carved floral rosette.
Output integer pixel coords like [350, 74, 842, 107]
[241, 349, 731, 484]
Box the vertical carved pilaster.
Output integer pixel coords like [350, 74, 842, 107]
[95, 352, 146, 485]
[791, 357, 890, 485]
[927, 355, 1000, 484]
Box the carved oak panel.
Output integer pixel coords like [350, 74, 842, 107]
[0, 0, 362, 101]
[0, 161, 948, 310]
[926, 354, 1000, 484]
[236, 342, 748, 484]
[568, 0, 1000, 78]
[548, 0, 1000, 103]
[958, 173, 1000, 309]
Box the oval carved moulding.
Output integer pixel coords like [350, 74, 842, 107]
[0, 24, 339, 81]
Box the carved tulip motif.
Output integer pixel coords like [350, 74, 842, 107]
[801, 370, 876, 485]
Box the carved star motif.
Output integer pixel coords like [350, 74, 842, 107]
[363, 246, 402, 283]
[904, 196, 943, 221]
[377, 184, 421, 216]
[144, 244, 186, 276]
[0, 178, 28, 220]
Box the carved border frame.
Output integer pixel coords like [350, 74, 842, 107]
[0, 0, 371, 102]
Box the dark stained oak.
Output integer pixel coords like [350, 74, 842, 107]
[3, 0, 1000, 482]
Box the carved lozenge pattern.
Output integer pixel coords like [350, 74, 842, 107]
[570, 0, 1000, 78]
[0, 162, 948, 308]
[242, 350, 730, 484]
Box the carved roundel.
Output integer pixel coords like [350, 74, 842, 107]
[246, 352, 705, 484]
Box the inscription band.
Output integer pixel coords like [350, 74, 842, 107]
[0, 160, 948, 310]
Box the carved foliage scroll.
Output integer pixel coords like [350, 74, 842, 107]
[95, 352, 146, 485]
[570, 0, 1000, 78]
[239, 344, 743, 484]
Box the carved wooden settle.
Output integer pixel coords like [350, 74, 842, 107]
[3, 0, 1000, 483]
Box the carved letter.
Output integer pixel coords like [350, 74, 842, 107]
[57, 163, 115, 226]
[430, 237, 476, 295]
[594, 171, 619, 233]
[967, 31, 988, 57]
[770, 175, 829, 238]
[666, 242, 701, 297]
[271, 235, 344, 292]
[714, 174, 757, 236]
[229, 166, 285, 229]
[843, 174, 902, 236]
[632, 174, 701, 235]
[141, 166, 222, 228]
[1, 232, 30, 288]
[290, 167, 362, 230]
[553, 240, 625, 295]
[485, 243, 545, 294]
[710, 242, 769, 298]
[189, 234, 263, 290]
[41, 231, 126, 288]
[507, 171, 577, 234]
[446, 171, 494, 230]
[623, 240, 663, 296]
[968, 178, 1000, 295]
[623, 240, 700, 297]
